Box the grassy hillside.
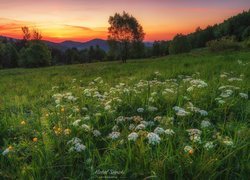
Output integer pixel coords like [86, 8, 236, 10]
[0, 50, 249, 179]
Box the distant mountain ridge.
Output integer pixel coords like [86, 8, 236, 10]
[0, 36, 153, 52]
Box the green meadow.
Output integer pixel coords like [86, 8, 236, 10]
[0, 50, 249, 179]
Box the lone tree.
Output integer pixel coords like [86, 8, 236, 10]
[108, 11, 145, 63]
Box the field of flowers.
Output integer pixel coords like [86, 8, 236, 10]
[0, 51, 249, 179]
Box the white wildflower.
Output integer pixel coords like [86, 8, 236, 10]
[72, 119, 81, 127]
[239, 93, 248, 99]
[129, 124, 136, 130]
[220, 89, 233, 98]
[128, 132, 139, 141]
[199, 110, 208, 116]
[201, 120, 211, 128]
[204, 142, 215, 150]
[147, 132, 161, 145]
[135, 124, 146, 131]
[81, 124, 91, 132]
[93, 130, 101, 137]
[165, 129, 175, 136]
[2, 148, 10, 156]
[223, 139, 234, 147]
[148, 106, 158, 112]
[108, 132, 120, 140]
[137, 108, 144, 113]
[154, 127, 165, 135]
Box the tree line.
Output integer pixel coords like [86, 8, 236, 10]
[0, 10, 250, 69]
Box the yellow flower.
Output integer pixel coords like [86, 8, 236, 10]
[61, 108, 65, 112]
[8, 145, 13, 150]
[45, 113, 49, 117]
[21, 121, 26, 125]
[33, 137, 38, 142]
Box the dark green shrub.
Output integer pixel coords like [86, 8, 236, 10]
[206, 36, 240, 52]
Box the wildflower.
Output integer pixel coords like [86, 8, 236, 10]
[133, 116, 143, 123]
[93, 130, 101, 137]
[64, 128, 71, 135]
[60, 108, 65, 112]
[55, 99, 60, 104]
[67, 137, 81, 145]
[154, 127, 165, 135]
[127, 124, 134, 131]
[176, 109, 190, 116]
[190, 135, 201, 143]
[201, 120, 211, 128]
[165, 129, 175, 136]
[239, 93, 248, 99]
[104, 105, 111, 110]
[187, 129, 202, 143]
[83, 115, 90, 121]
[135, 124, 146, 131]
[220, 89, 233, 98]
[67, 137, 86, 153]
[184, 146, 194, 154]
[112, 125, 119, 131]
[70, 143, 86, 152]
[2, 146, 13, 156]
[137, 108, 144, 113]
[128, 132, 139, 141]
[108, 132, 120, 140]
[81, 124, 91, 132]
[154, 116, 162, 122]
[228, 78, 242, 82]
[204, 142, 215, 150]
[186, 129, 202, 136]
[190, 79, 208, 88]
[72, 119, 81, 127]
[33, 137, 38, 142]
[54, 126, 62, 135]
[173, 106, 190, 116]
[148, 106, 158, 112]
[94, 113, 102, 117]
[82, 107, 88, 111]
[222, 139, 234, 147]
[164, 88, 175, 94]
[115, 116, 125, 123]
[21, 120, 26, 125]
[199, 110, 208, 116]
[147, 132, 161, 145]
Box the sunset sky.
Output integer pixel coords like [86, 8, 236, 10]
[0, 0, 249, 42]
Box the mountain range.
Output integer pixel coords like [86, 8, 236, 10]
[0, 36, 153, 52]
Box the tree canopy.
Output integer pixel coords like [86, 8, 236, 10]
[108, 11, 145, 62]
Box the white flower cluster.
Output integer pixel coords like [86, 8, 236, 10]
[173, 106, 190, 116]
[67, 137, 86, 152]
[220, 89, 233, 98]
[165, 129, 175, 136]
[52, 92, 78, 105]
[154, 127, 165, 135]
[201, 120, 211, 128]
[187, 79, 208, 92]
[239, 93, 248, 99]
[128, 132, 139, 141]
[147, 132, 161, 145]
[186, 129, 202, 143]
[204, 141, 215, 150]
[108, 131, 120, 140]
